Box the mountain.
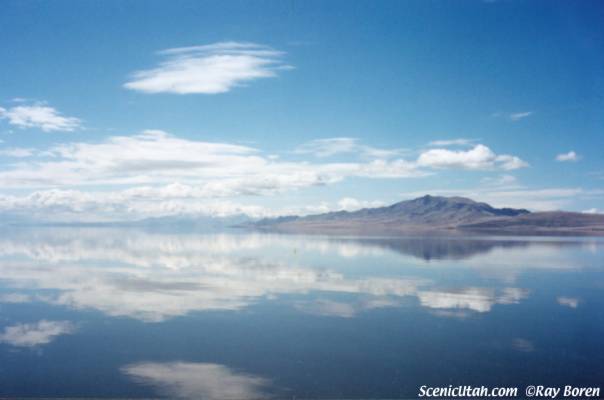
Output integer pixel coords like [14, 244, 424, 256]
[251, 195, 604, 236]
[459, 211, 604, 235]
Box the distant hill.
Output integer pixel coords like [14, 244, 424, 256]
[251, 195, 604, 236]
[2, 214, 251, 231]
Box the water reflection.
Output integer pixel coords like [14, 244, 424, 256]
[0, 320, 75, 348]
[417, 287, 529, 313]
[122, 362, 272, 400]
[0, 228, 601, 322]
[0, 228, 602, 397]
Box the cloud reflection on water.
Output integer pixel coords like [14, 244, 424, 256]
[0, 228, 598, 322]
[0, 320, 75, 347]
[122, 361, 272, 399]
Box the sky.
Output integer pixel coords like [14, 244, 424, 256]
[0, 0, 603, 221]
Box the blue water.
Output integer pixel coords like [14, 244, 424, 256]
[0, 228, 602, 398]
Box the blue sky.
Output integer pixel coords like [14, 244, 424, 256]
[0, 0, 603, 221]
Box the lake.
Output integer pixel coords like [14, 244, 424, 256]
[0, 227, 602, 398]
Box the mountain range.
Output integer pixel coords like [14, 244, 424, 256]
[251, 195, 604, 236]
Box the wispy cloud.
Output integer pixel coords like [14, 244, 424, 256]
[427, 138, 476, 147]
[124, 42, 292, 94]
[492, 111, 534, 122]
[0, 103, 81, 132]
[555, 150, 580, 162]
[0, 320, 75, 347]
[0, 147, 35, 157]
[509, 111, 533, 121]
[481, 174, 518, 187]
[294, 137, 405, 158]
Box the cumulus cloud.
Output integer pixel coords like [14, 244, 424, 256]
[0, 103, 81, 132]
[0, 130, 531, 220]
[124, 42, 292, 94]
[555, 151, 580, 162]
[0, 320, 75, 347]
[122, 362, 272, 399]
[417, 144, 528, 170]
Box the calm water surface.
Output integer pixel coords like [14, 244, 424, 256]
[0, 227, 602, 398]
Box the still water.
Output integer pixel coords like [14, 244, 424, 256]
[0, 227, 602, 398]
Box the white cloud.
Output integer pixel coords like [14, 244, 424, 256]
[427, 138, 476, 147]
[0, 103, 81, 132]
[509, 111, 533, 121]
[0, 130, 426, 191]
[556, 151, 580, 162]
[583, 208, 601, 214]
[0, 130, 532, 220]
[417, 144, 528, 171]
[124, 42, 292, 94]
[0, 320, 75, 347]
[122, 362, 271, 399]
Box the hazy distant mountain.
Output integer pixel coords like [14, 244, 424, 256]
[251, 195, 604, 236]
[2, 214, 251, 231]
